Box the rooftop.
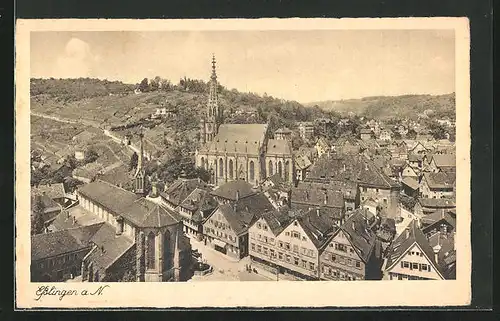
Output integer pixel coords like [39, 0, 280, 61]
[210, 180, 257, 201]
[32, 183, 66, 200]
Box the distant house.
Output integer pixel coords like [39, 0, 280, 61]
[414, 198, 456, 216]
[333, 137, 360, 155]
[298, 122, 315, 140]
[426, 154, 456, 173]
[177, 188, 218, 240]
[420, 172, 455, 199]
[379, 130, 392, 141]
[383, 220, 446, 280]
[294, 154, 312, 182]
[319, 209, 382, 281]
[275, 128, 293, 141]
[159, 178, 209, 210]
[315, 137, 331, 158]
[401, 163, 419, 180]
[31, 222, 104, 282]
[401, 177, 420, 198]
[420, 209, 456, 237]
[32, 183, 67, 205]
[409, 141, 428, 154]
[209, 180, 257, 204]
[31, 194, 63, 226]
[407, 153, 426, 171]
[360, 128, 373, 141]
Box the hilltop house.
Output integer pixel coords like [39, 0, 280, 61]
[414, 198, 456, 216]
[291, 182, 345, 224]
[298, 122, 315, 140]
[315, 137, 331, 158]
[294, 154, 312, 182]
[360, 128, 373, 141]
[426, 154, 456, 173]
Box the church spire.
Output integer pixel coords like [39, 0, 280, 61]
[134, 127, 146, 195]
[201, 54, 223, 143]
[211, 53, 217, 81]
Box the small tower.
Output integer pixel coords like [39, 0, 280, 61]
[134, 127, 146, 195]
[201, 54, 223, 143]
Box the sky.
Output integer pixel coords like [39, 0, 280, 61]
[30, 30, 455, 103]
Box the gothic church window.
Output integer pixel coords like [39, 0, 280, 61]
[285, 160, 290, 181]
[278, 161, 283, 178]
[268, 160, 273, 176]
[229, 159, 234, 179]
[219, 158, 224, 177]
[201, 157, 205, 169]
[249, 161, 255, 181]
[147, 232, 156, 270]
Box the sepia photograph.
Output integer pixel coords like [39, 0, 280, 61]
[15, 18, 471, 308]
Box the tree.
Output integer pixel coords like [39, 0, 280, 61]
[407, 128, 417, 140]
[31, 195, 45, 235]
[64, 177, 84, 193]
[84, 148, 99, 164]
[138, 78, 149, 92]
[129, 152, 139, 171]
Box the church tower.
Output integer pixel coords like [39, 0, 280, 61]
[200, 54, 223, 143]
[134, 127, 146, 195]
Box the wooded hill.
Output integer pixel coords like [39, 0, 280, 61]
[306, 93, 456, 120]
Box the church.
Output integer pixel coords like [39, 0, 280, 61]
[196, 56, 295, 187]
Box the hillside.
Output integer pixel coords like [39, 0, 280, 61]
[306, 93, 455, 120]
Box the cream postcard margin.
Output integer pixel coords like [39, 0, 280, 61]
[15, 17, 471, 309]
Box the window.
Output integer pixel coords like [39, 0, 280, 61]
[420, 263, 427, 271]
[258, 234, 262, 240]
[309, 262, 315, 271]
[219, 158, 224, 177]
[349, 248, 354, 254]
[293, 245, 299, 253]
[269, 238, 275, 244]
[301, 260, 307, 268]
[270, 249, 276, 258]
[263, 225, 268, 231]
[355, 261, 361, 268]
[332, 254, 336, 262]
[268, 160, 274, 176]
[228, 159, 234, 179]
[263, 236, 268, 243]
[278, 161, 283, 178]
[308, 249, 315, 257]
[376, 189, 379, 193]
[249, 161, 255, 181]
[412, 263, 419, 270]
[301, 247, 307, 255]
[278, 241, 283, 248]
[347, 259, 352, 266]
[285, 232, 290, 236]
[285, 243, 291, 250]
[294, 257, 299, 266]
[335, 243, 348, 252]
[286, 255, 291, 263]
[263, 247, 268, 255]
[302, 236, 307, 241]
[402, 261, 410, 268]
[257, 245, 262, 253]
[383, 199, 387, 204]
[398, 274, 403, 280]
[251, 243, 256, 251]
[146, 232, 156, 270]
[292, 231, 300, 239]
[257, 222, 261, 229]
[278, 252, 283, 260]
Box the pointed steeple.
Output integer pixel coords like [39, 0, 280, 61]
[201, 54, 223, 143]
[134, 127, 146, 195]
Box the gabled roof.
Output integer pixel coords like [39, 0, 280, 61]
[210, 180, 256, 201]
[422, 172, 455, 189]
[78, 180, 181, 228]
[275, 127, 292, 134]
[418, 197, 456, 209]
[295, 154, 312, 170]
[161, 178, 209, 207]
[267, 139, 292, 155]
[294, 209, 336, 249]
[385, 220, 445, 279]
[421, 209, 456, 232]
[431, 154, 456, 168]
[402, 177, 419, 191]
[179, 188, 218, 222]
[86, 223, 135, 271]
[408, 153, 424, 162]
[200, 124, 268, 155]
[32, 183, 66, 199]
[258, 208, 293, 236]
[292, 182, 344, 209]
[31, 222, 104, 261]
[338, 209, 377, 263]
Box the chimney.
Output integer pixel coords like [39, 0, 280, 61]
[343, 164, 346, 171]
[433, 246, 441, 264]
[323, 190, 328, 205]
[72, 216, 76, 225]
[316, 208, 320, 217]
[351, 220, 356, 231]
[235, 190, 240, 202]
[405, 226, 410, 239]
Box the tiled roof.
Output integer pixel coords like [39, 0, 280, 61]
[402, 177, 419, 190]
[419, 197, 456, 209]
[296, 208, 336, 249]
[338, 209, 377, 262]
[291, 182, 344, 208]
[385, 220, 444, 278]
[431, 154, 456, 168]
[275, 127, 292, 134]
[99, 165, 132, 187]
[214, 204, 256, 236]
[421, 209, 456, 231]
[259, 208, 293, 236]
[87, 223, 135, 271]
[360, 128, 372, 134]
[294, 154, 312, 170]
[78, 180, 180, 227]
[179, 188, 218, 222]
[210, 180, 256, 201]
[266, 139, 292, 155]
[199, 124, 268, 155]
[31, 222, 104, 261]
[408, 153, 424, 162]
[32, 194, 61, 216]
[32, 183, 66, 199]
[161, 178, 208, 207]
[423, 172, 455, 189]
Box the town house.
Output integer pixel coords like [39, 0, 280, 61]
[426, 154, 456, 173]
[383, 220, 446, 280]
[319, 209, 382, 281]
[420, 172, 455, 199]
